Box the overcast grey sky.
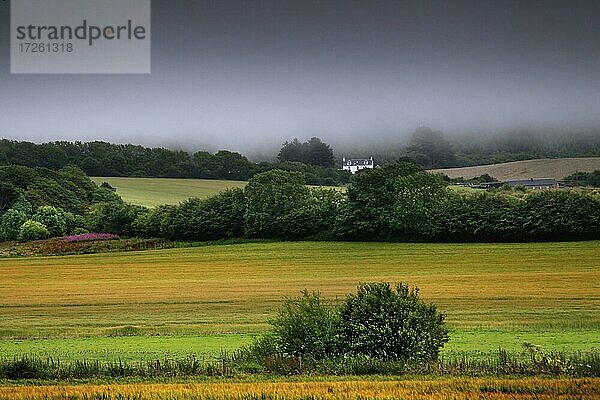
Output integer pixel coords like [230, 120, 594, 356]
[1, 0, 599, 153]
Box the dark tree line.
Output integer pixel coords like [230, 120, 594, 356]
[89, 162, 600, 243]
[564, 170, 600, 187]
[3, 130, 599, 181]
[278, 137, 335, 167]
[0, 139, 350, 186]
[2, 162, 599, 244]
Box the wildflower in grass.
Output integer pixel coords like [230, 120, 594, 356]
[63, 233, 119, 242]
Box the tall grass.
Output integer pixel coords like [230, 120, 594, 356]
[1, 349, 598, 380]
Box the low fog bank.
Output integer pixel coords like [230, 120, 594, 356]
[242, 126, 600, 163]
[3, 124, 599, 168]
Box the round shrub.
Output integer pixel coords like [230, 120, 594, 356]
[271, 290, 340, 359]
[18, 220, 50, 242]
[0, 209, 28, 242]
[339, 282, 449, 361]
[33, 205, 66, 237]
[259, 282, 449, 363]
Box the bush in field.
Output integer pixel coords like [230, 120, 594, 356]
[18, 220, 50, 242]
[339, 282, 449, 361]
[32, 205, 67, 237]
[270, 290, 341, 359]
[92, 186, 123, 204]
[258, 282, 448, 362]
[0, 209, 28, 242]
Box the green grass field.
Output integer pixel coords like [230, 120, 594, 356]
[0, 241, 598, 361]
[90, 177, 247, 206]
[90, 177, 345, 207]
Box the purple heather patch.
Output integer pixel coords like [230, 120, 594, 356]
[63, 233, 119, 242]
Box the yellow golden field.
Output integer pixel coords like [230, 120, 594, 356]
[1, 378, 598, 399]
[1, 241, 599, 339]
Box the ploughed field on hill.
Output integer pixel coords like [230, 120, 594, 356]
[430, 157, 600, 181]
[0, 241, 598, 361]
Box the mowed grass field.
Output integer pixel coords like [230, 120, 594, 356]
[90, 177, 247, 206]
[90, 177, 345, 207]
[0, 241, 598, 361]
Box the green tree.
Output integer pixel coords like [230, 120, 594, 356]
[244, 170, 310, 238]
[214, 150, 254, 180]
[277, 137, 335, 167]
[195, 188, 246, 239]
[92, 187, 123, 204]
[9, 197, 33, 217]
[305, 137, 335, 167]
[0, 209, 28, 241]
[390, 171, 448, 238]
[191, 151, 219, 179]
[277, 139, 304, 163]
[520, 190, 600, 241]
[564, 170, 600, 187]
[132, 204, 178, 239]
[0, 182, 19, 213]
[335, 161, 446, 240]
[33, 205, 67, 237]
[86, 202, 148, 236]
[339, 282, 449, 361]
[18, 220, 50, 242]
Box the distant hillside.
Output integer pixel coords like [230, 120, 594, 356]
[430, 157, 600, 181]
[90, 177, 247, 207]
[91, 177, 345, 207]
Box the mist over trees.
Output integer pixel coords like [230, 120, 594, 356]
[1, 129, 600, 182]
[0, 139, 350, 186]
[342, 129, 600, 168]
[405, 127, 457, 169]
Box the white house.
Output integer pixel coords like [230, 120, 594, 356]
[342, 157, 374, 174]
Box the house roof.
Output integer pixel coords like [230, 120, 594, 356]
[505, 178, 556, 187]
[344, 158, 373, 166]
